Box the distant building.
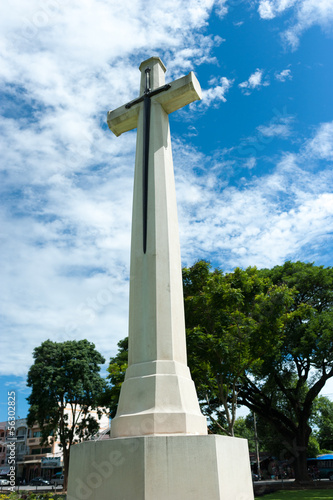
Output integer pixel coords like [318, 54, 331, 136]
[1, 407, 110, 483]
[15, 419, 29, 482]
[22, 421, 56, 482]
[0, 421, 7, 469]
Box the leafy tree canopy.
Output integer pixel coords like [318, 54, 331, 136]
[184, 260, 333, 482]
[183, 261, 294, 435]
[106, 337, 128, 419]
[311, 396, 333, 452]
[27, 339, 106, 489]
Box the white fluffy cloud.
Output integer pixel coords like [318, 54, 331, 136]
[239, 69, 269, 94]
[285, 0, 333, 49]
[1, 0, 333, 388]
[257, 115, 294, 138]
[304, 122, 333, 160]
[174, 131, 333, 269]
[275, 68, 292, 81]
[201, 76, 234, 106]
[214, 0, 229, 17]
[0, 0, 222, 377]
[257, 0, 333, 50]
[258, 0, 297, 19]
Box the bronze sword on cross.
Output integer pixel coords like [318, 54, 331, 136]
[124, 67, 171, 253]
[107, 58, 202, 256]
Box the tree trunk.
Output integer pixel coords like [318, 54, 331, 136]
[63, 447, 70, 491]
[293, 445, 310, 483]
[284, 424, 311, 483]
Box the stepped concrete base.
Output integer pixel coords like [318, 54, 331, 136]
[111, 360, 208, 437]
[67, 435, 254, 500]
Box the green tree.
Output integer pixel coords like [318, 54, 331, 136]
[311, 396, 333, 452]
[307, 435, 321, 458]
[238, 262, 333, 482]
[184, 260, 333, 482]
[106, 337, 128, 419]
[183, 261, 294, 436]
[243, 412, 321, 462]
[233, 417, 256, 452]
[27, 339, 106, 490]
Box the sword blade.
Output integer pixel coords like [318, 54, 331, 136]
[142, 94, 151, 254]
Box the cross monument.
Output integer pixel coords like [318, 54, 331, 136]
[67, 57, 254, 500]
[107, 56, 207, 437]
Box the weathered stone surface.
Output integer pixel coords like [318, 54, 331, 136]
[67, 435, 254, 500]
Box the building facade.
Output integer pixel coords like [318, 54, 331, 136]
[0, 407, 110, 483]
[0, 421, 7, 468]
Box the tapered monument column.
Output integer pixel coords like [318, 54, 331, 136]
[67, 57, 254, 500]
[107, 57, 207, 437]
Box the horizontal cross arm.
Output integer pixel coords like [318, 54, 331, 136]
[107, 102, 140, 137]
[154, 71, 202, 114]
[125, 95, 144, 110]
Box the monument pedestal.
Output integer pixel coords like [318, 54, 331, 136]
[67, 435, 254, 500]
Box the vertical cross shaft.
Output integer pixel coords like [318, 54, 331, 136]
[124, 66, 171, 253]
[107, 57, 207, 437]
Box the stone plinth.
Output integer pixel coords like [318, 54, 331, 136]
[67, 435, 254, 500]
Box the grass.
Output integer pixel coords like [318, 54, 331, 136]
[255, 490, 333, 499]
[0, 494, 66, 500]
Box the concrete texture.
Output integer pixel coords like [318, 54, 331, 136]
[67, 435, 254, 500]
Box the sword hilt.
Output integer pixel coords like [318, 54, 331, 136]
[144, 67, 151, 94]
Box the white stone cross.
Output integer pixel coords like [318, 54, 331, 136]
[107, 57, 207, 437]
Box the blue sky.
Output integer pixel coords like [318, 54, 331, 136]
[1, 0, 333, 422]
